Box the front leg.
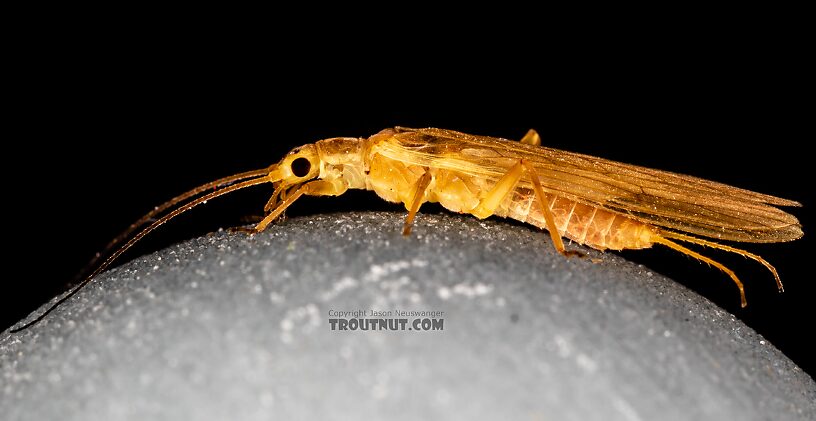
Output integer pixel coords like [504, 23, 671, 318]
[247, 179, 348, 234]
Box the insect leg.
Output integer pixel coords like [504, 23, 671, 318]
[263, 183, 290, 214]
[471, 160, 580, 256]
[521, 161, 581, 257]
[651, 235, 748, 307]
[402, 168, 433, 236]
[471, 162, 525, 219]
[248, 179, 349, 234]
[656, 229, 783, 292]
[520, 129, 541, 146]
[232, 184, 300, 234]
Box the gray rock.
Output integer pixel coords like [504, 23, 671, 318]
[2, 211, 814, 421]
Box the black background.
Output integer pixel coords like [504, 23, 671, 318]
[7, 23, 813, 377]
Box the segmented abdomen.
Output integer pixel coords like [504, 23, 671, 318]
[496, 187, 655, 251]
[365, 155, 655, 251]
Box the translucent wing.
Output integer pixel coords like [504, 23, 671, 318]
[371, 127, 802, 243]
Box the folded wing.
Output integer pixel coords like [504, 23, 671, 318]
[372, 127, 802, 243]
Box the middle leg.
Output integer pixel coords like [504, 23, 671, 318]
[403, 168, 433, 236]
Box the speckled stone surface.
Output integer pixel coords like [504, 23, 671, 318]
[2, 211, 814, 420]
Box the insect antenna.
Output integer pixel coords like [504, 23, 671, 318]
[11, 172, 274, 333]
[72, 168, 270, 285]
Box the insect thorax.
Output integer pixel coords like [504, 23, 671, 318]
[315, 137, 369, 189]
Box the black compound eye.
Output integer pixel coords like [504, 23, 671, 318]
[291, 157, 312, 177]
